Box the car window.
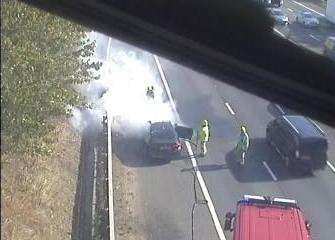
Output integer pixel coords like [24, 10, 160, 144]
[151, 126, 176, 140]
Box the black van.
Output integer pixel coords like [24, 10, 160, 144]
[266, 115, 328, 173]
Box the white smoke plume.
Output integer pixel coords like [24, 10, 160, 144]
[70, 33, 176, 137]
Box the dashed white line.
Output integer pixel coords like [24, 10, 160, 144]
[291, 0, 325, 17]
[225, 102, 235, 115]
[154, 55, 227, 240]
[327, 161, 335, 173]
[262, 161, 278, 181]
[287, 8, 294, 12]
[273, 28, 286, 38]
[309, 34, 321, 41]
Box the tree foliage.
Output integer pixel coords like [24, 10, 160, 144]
[1, 1, 101, 154]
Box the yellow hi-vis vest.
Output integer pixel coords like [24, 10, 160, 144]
[199, 125, 209, 142]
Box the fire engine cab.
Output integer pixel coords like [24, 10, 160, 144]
[224, 195, 312, 240]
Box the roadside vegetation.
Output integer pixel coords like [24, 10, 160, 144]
[1, 0, 100, 155]
[1, 1, 100, 239]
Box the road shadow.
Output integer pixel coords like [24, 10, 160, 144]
[71, 130, 95, 240]
[113, 133, 193, 167]
[226, 138, 314, 182]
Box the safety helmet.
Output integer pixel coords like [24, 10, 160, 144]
[241, 126, 247, 133]
[203, 120, 208, 126]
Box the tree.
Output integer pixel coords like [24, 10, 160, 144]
[1, 1, 101, 154]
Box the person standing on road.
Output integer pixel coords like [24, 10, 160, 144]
[236, 126, 250, 165]
[146, 85, 155, 99]
[199, 120, 210, 156]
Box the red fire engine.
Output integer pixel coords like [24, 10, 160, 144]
[224, 195, 312, 240]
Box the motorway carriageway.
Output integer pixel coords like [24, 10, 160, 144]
[95, 31, 335, 239]
[155, 55, 335, 240]
[272, 0, 335, 54]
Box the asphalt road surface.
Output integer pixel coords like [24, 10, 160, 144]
[161, 57, 335, 240]
[108, 48, 334, 239]
[88, 1, 335, 239]
[273, 0, 335, 54]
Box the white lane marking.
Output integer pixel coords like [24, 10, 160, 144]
[92, 147, 98, 238]
[225, 102, 235, 115]
[262, 161, 278, 181]
[327, 161, 335, 173]
[291, 0, 325, 17]
[273, 28, 286, 38]
[153, 56, 178, 113]
[287, 8, 294, 12]
[185, 142, 227, 240]
[309, 34, 321, 41]
[107, 112, 115, 240]
[154, 55, 227, 240]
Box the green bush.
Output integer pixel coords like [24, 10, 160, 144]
[1, 1, 101, 155]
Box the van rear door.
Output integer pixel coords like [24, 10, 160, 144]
[299, 138, 328, 168]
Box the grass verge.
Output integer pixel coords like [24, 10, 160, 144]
[1, 118, 80, 240]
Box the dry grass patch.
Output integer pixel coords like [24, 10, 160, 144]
[1, 118, 80, 240]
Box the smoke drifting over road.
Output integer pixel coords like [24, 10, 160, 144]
[70, 33, 176, 137]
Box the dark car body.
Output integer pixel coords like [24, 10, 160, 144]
[145, 121, 193, 159]
[266, 115, 328, 173]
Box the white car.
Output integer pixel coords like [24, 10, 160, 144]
[296, 11, 319, 27]
[269, 8, 289, 25]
